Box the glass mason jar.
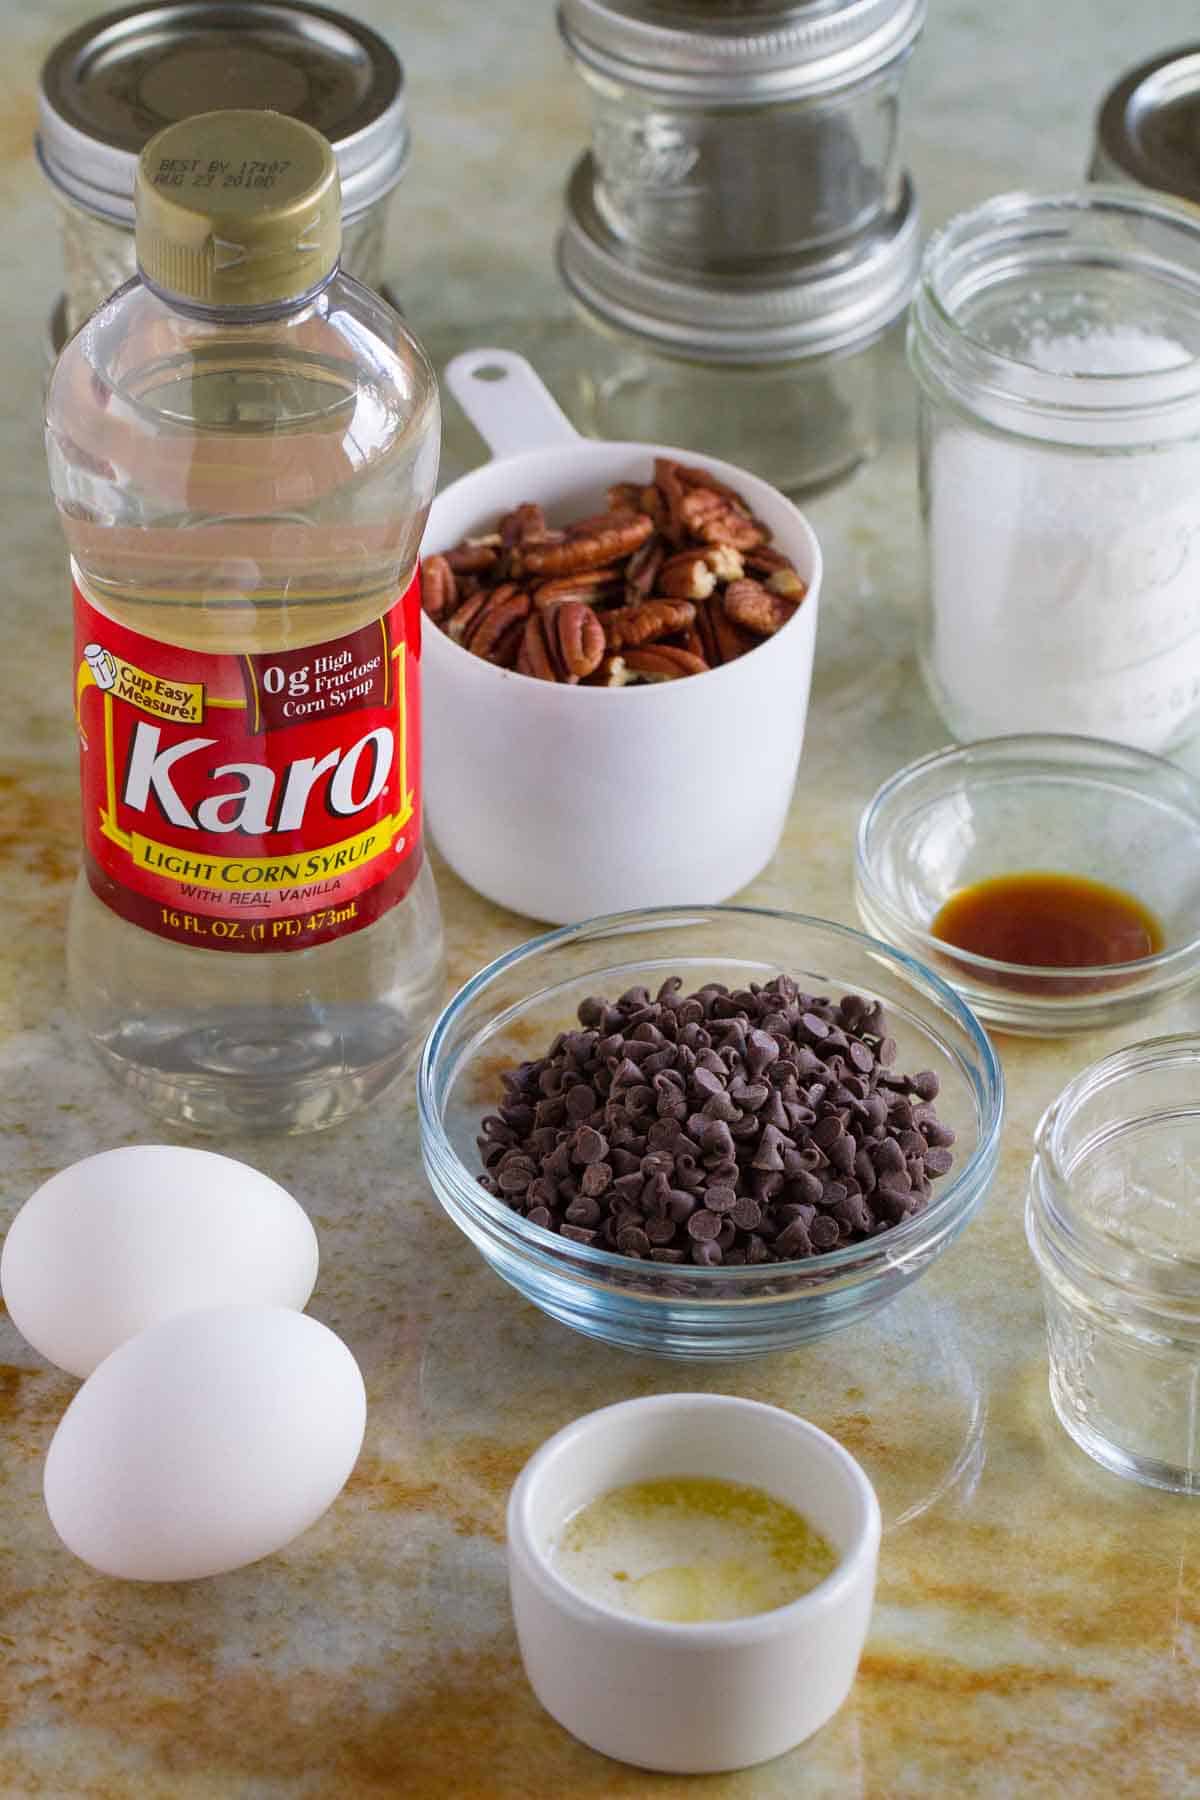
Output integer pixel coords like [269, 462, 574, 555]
[559, 157, 920, 497]
[38, 0, 410, 340]
[908, 188, 1200, 755]
[1027, 1036, 1200, 1495]
[1089, 46, 1200, 207]
[559, 0, 924, 263]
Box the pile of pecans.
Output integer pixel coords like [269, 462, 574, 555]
[477, 975, 957, 1268]
[422, 458, 807, 684]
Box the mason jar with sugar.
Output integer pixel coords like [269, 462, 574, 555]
[908, 188, 1200, 754]
[38, 0, 410, 343]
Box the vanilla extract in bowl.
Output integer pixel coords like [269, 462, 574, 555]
[931, 872, 1164, 972]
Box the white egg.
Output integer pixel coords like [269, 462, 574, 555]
[43, 1305, 366, 1581]
[1, 1145, 318, 1377]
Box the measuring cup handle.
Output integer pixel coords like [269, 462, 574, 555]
[443, 349, 581, 461]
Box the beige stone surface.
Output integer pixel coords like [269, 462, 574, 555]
[3, 2, 1200, 1795]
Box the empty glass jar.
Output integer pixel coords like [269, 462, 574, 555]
[1027, 1037, 1200, 1494]
[558, 0, 924, 264]
[558, 154, 919, 494]
[38, 0, 410, 338]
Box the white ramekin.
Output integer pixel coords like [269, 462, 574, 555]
[506, 1392, 880, 1773]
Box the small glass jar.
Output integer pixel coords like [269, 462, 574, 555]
[1027, 1037, 1200, 1495]
[558, 156, 920, 496]
[559, 0, 924, 263]
[908, 188, 1200, 755]
[38, 0, 409, 340]
[1089, 46, 1200, 207]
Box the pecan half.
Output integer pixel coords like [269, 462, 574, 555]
[621, 646, 710, 681]
[520, 511, 654, 577]
[705, 543, 745, 582]
[533, 568, 624, 610]
[765, 566, 807, 602]
[551, 601, 606, 681]
[587, 654, 636, 688]
[653, 458, 688, 543]
[445, 542, 499, 576]
[673, 462, 755, 509]
[657, 550, 717, 601]
[624, 535, 664, 603]
[678, 487, 765, 551]
[421, 554, 457, 621]
[696, 596, 758, 667]
[446, 587, 493, 645]
[517, 612, 559, 682]
[722, 577, 798, 637]
[464, 584, 532, 662]
[604, 599, 696, 650]
[606, 482, 644, 514]
[499, 503, 547, 548]
[745, 544, 793, 575]
[638, 483, 668, 531]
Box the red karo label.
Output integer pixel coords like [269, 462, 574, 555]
[74, 573, 422, 953]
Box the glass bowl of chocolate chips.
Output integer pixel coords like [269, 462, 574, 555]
[418, 906, 1004, 1359]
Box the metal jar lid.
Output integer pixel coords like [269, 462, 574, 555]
[558, 0, 926, 103]
[1091, 46, 1200, 206]
[559, 154, 920, 364]
[37, 0, 408, 227]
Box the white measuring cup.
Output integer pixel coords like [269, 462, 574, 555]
[422, 350, 822, 923]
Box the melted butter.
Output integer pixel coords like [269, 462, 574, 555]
[553, 1475, 837, 1624]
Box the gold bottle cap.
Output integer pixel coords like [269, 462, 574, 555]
[135, 110, 341, 307]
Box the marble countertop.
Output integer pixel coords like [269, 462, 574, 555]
[4, 2, 1200, 1794]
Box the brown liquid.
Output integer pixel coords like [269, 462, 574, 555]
[931, 872, 1164, 969]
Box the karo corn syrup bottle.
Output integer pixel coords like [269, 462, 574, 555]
[45, 111, 443, 1133]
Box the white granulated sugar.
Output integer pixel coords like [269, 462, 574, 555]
[1023, 325, 1191, 376]
[928, 324, 1200, 751]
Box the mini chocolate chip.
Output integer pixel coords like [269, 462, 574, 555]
[703, 1184, 739, 1214]
[701, 1119, 736, 1160]
[775, 1219, 813, 1258]
[828, 1135, 856, 1175]
[560, 1224, 597, 1245]
[731, 1197, 762, 1231]
[913, 1070, 940, 1100]
[572, 1127, 608, 1165]
[924, 1147, 954, 1176]
[810, 1215, 840, 1248]
[811, 1115, 844, 1151]
[785, 1170, 824, 1207]
[667, 1188, 698, 1223]
[687, 1209, 722, 1242]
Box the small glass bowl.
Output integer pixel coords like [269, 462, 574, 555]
[417, 906, 1003, 1360]
[856, 735, 1200, 1036]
